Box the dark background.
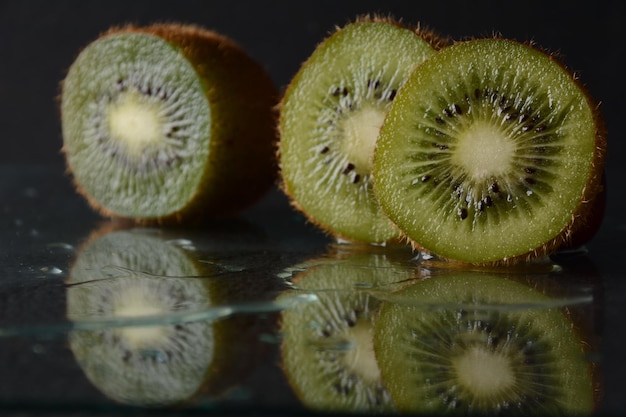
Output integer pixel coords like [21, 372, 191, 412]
[1, 0, 624, 219]
[0, 1, 625, 412]
[0, 2, 622, 160]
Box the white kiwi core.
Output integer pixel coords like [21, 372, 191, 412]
[107, 89, 165, 157]
[341, 321, 380, 383]
[451, 121, 515, 181]
[341, 106, 386, 172]
[453, 346, 515, 397]
[112, 287, 171, 348]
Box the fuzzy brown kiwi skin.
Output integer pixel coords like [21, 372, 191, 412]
[402, 38, 607, 266]
[62, 23, 279, 225]
[559, 171, 607, 251]
[276, 15, 448, 243]
[352, 14, 451, 50]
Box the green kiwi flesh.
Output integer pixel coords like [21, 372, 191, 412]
[374, 273, 595, 415]
[61, 24, 278, 223]
[66, 228, 215, 406]
[374, 38, 605, 264]
[279, 18, 438, 243]
[279, 248, 416, 412]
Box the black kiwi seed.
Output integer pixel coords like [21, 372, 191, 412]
[488, 182, 500, 194]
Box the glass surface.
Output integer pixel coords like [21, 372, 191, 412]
[0, 165, 623, 415]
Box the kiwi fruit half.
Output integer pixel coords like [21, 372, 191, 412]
[278, 17, 441, 243]
[278, 245, 416, 412]
[374, 272, 598, 415]
[373, 38, 606, 264]
[66, 226, 272, 407]
[61, 24, 278, 223]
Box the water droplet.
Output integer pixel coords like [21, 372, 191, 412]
[40, 266, 63, 275]
[47, 242, 75, 251]
[166, 238, 195, 251]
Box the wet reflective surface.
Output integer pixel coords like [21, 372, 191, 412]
[1, 165, 623, 415]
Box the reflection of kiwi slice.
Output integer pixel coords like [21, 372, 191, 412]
[374, 38, 606, 264]
[279, 247, 416, 413]
[61, 24, 278, 223]
[66, 226, 271, 407]
[374, 273, 598, 415]
[278, 17, 441, 243]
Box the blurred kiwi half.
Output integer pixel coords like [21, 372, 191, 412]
[61, 24, 278, 224]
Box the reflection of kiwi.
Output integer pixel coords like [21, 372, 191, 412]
[279, 246, 416, 413]
[66, 226, 272, 407]
[278, 16, 441, 243]
[374, 38, 606, 264]
[374, 273, 598, 415]
[61, 24, 278, 223]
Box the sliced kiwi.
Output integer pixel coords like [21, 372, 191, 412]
[66, 226, 272, 407]
[61, 24, 278, 223]
[278, 17, 442, 243]
[278, 246, 416, 412]
[374, 273, 598, 415]
[373, 38, 606, 264]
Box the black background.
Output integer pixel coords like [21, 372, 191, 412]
[3, 0, 623, 232]
[1, 1, 623, 167]
[0, 1, 625, 412]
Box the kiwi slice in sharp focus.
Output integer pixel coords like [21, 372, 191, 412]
[278, 246, 417, 413]
[278, 17, 442, 243]
[66, 226, 270, 407]
[374, 38, 606, 264]
[61, 24, 278, 223]
[374, 273, 598, 415]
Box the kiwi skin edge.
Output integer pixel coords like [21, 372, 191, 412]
[61, 23, 279, 225]
[380, 38, 607, 266]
